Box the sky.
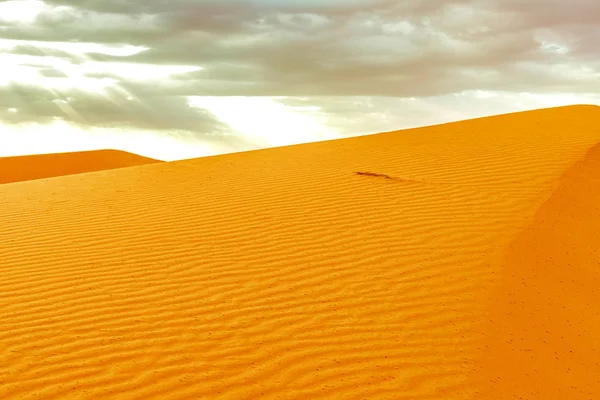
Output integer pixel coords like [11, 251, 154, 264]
[0, 0, 599, 161]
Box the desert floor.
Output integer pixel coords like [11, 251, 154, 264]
[0, 105, 598, 399]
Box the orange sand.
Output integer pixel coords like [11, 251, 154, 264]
[0, 150, 160, 184]
[0, 105, 598, 399]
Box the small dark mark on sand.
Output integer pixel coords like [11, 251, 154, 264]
[354, 171, 416, 183]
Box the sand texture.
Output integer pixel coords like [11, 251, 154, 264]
[0, 105, 598, 399]
[0, 150, 160, 184]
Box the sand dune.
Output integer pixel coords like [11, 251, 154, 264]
[477, 140, 600, 399]
[0, 105, 598, 399]
[0, 150, 160, 184]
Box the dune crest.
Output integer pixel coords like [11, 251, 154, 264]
[0, 150, 160, 184]
[0, 105, 598, 399]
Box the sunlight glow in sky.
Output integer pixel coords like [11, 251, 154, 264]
[189, 97, 340, 147]
[0, 0, 47, 23]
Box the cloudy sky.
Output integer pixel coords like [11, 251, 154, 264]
[1, 0, 599, 160]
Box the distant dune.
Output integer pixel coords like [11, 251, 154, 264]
[0, 149, 160, 184]
[0, 105, 598, 399]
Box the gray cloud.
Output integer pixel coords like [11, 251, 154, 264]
[2, 0, 599, 97]
[0, 82, 230, 139]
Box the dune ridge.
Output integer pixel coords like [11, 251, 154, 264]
[0, 150, 160, 185]
[0, 105, 598, 399]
